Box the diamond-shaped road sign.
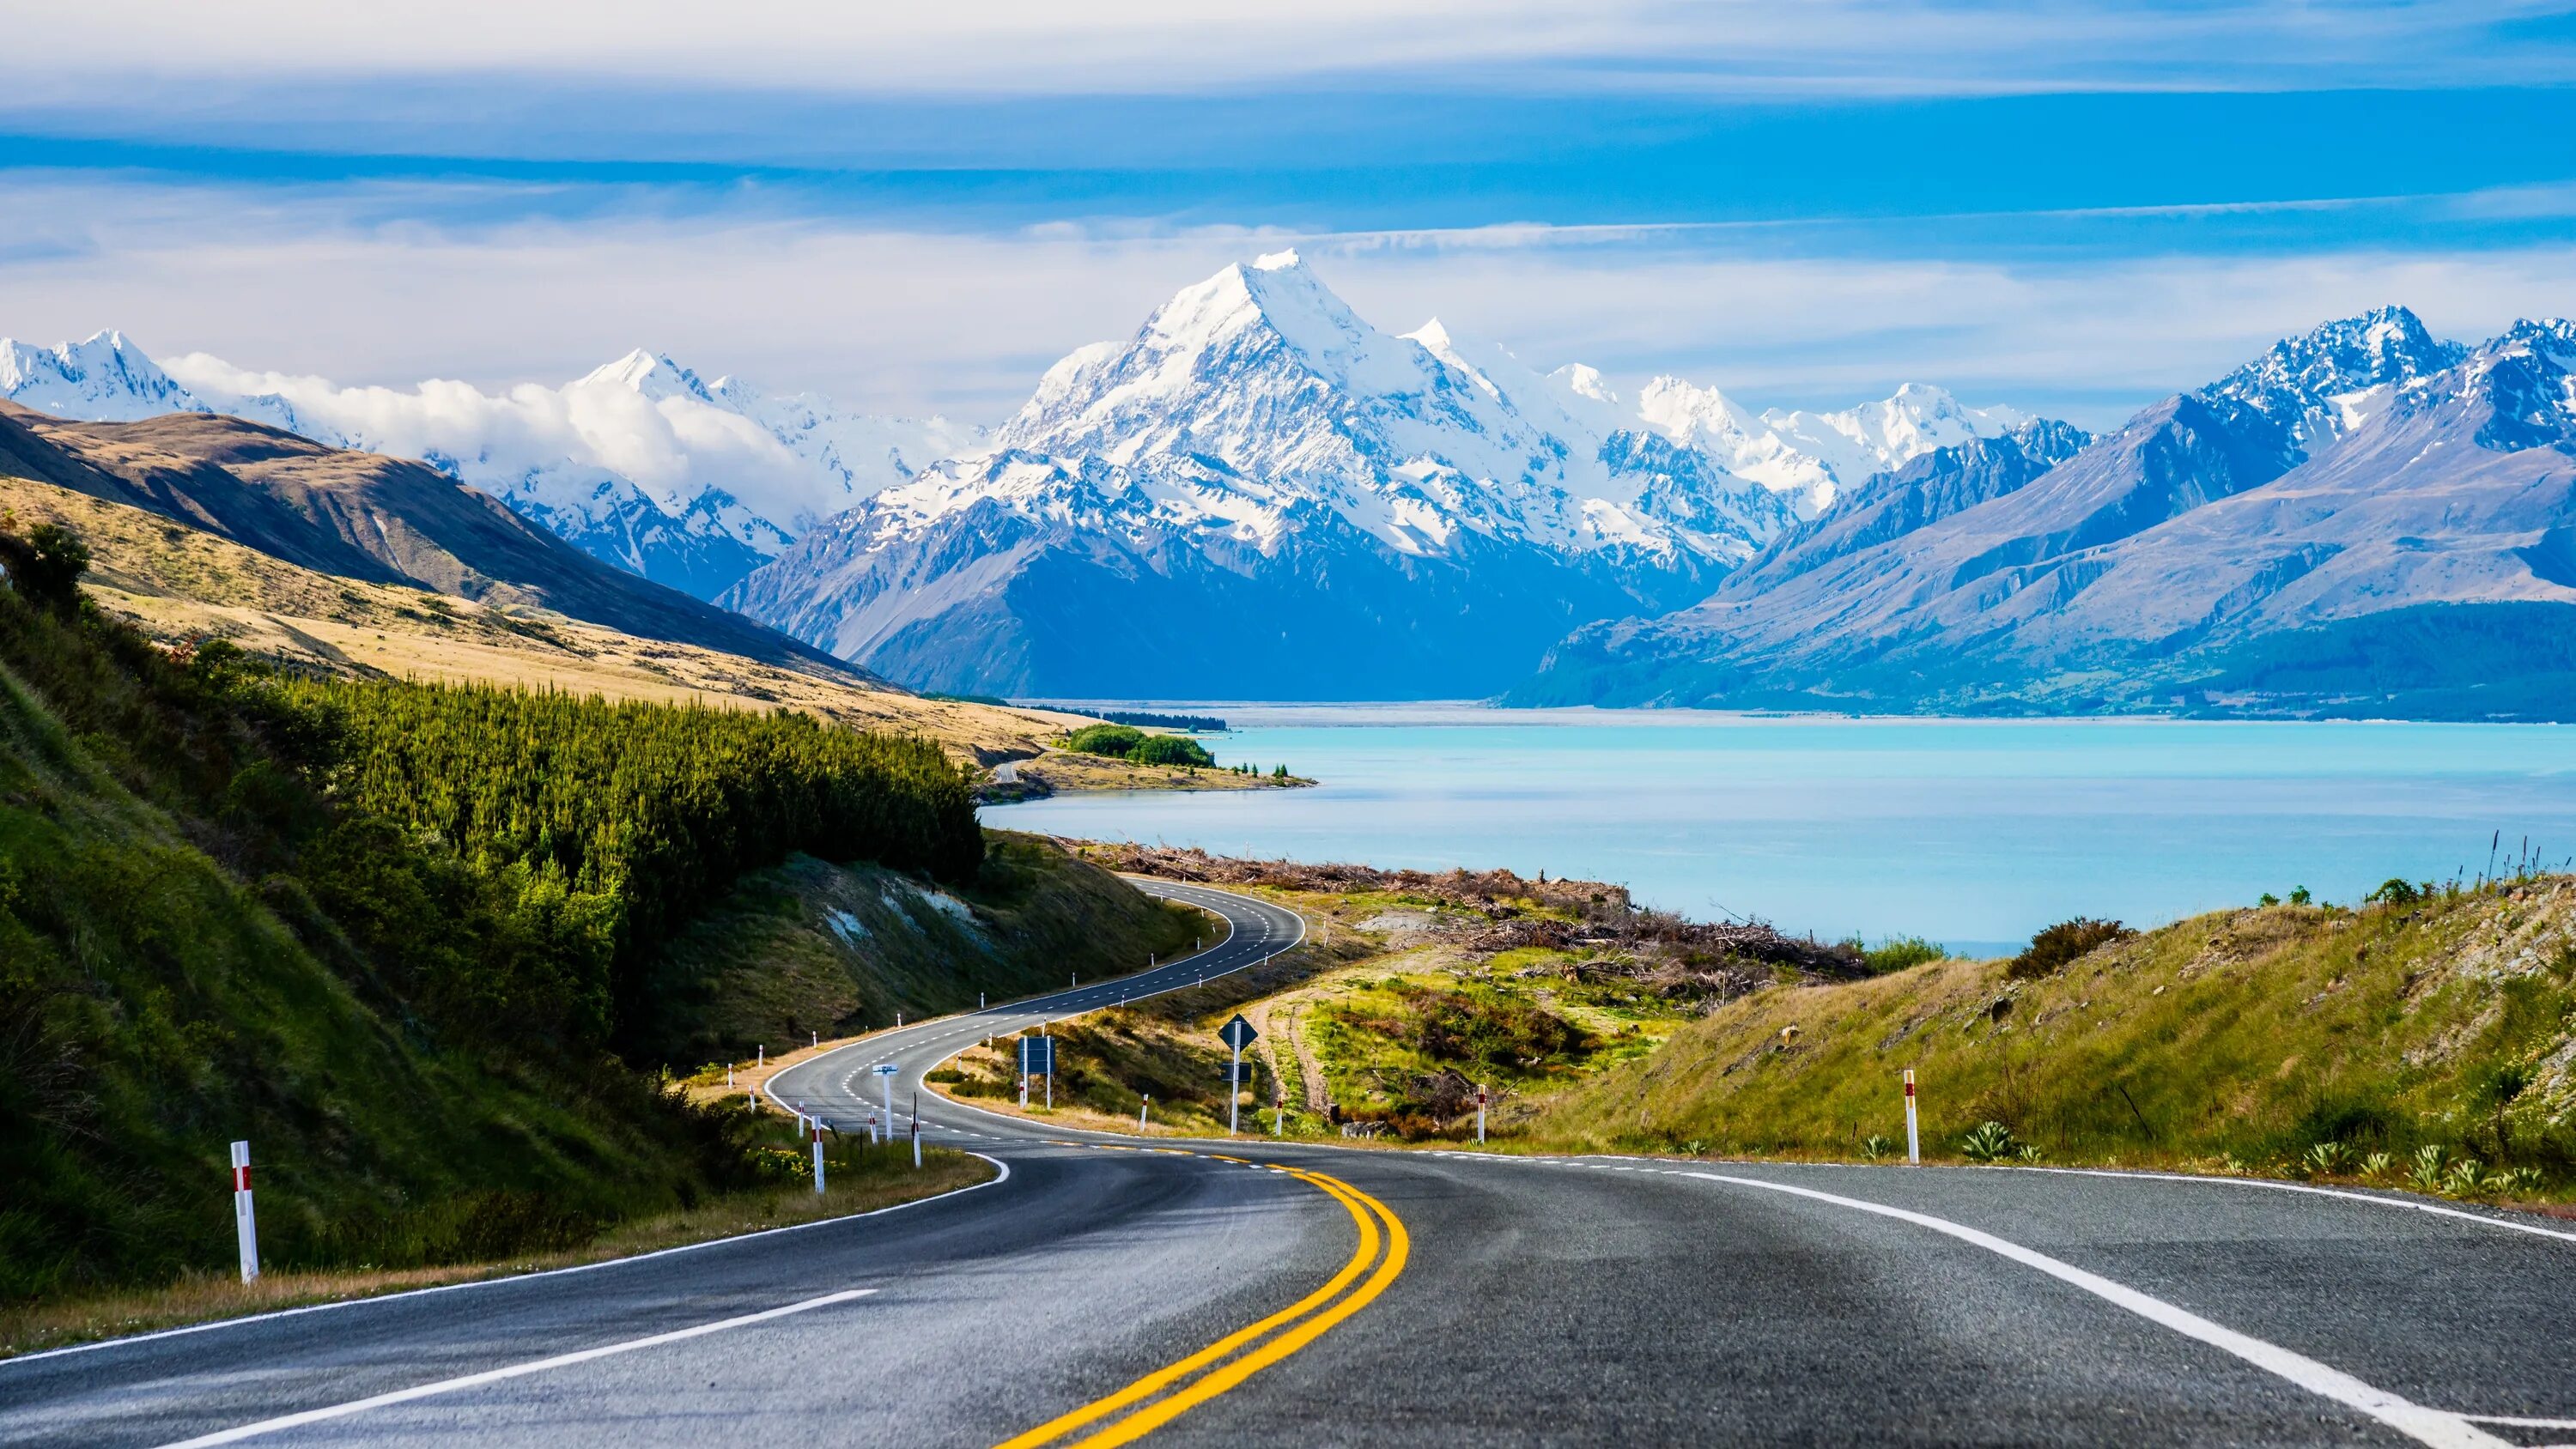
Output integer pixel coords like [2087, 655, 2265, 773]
[1219, 1014, 1259, 1051]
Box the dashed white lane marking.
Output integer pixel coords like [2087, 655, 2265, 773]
[151, 1290, 874, 1446]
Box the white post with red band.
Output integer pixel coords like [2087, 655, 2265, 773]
[1903, 1069, 1920, 1164]
[1477, 1085, 1488, 1145]
[230, 1140, 259, 1283]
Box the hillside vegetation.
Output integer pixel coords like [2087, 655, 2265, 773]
[0, 523, 1163, 1307]
[634, 834, 1206, 1068]
[1518, 886, 2576, 1195]
[0, 471, 1099, 763]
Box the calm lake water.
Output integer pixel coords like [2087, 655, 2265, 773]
[985, 705, 2576, 955]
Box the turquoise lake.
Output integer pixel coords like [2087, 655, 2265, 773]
[985, 706, 2576, 955]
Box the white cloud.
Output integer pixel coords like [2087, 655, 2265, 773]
[4, 173, 2572, 432]
[0, 2, 2561, 96]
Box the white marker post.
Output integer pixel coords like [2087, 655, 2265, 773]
[1139, 1094, 1151, 1130]
[911, 1094, 922, 1169]
[1904, 1068, 1921, 1165]
[757, 1045, 764, 1070]
[1273, 1089, 1285, 1137]
[811, 1031, 817, 1049]
[230, 1140, 259, 1283]
[1476, 1084, 1488, 1145]
[811, 1133, 827, 1194]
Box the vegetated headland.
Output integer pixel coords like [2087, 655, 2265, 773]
[1000, 843, 2572, 1211]
[980, 720, 1314, 802]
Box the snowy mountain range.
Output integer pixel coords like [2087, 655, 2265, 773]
[720, 252, 2045, 696]
[1514, 306, 2576, 719]
[0, 331, 980, 601]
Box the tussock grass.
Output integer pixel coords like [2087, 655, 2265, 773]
[1515, 882, 2576, 1196]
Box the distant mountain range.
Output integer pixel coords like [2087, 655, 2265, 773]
[720, 252, 2042, 696]
[0, 398, 860, 674]
[1511, 307, 2576, 719]
[0, 332, 978, 601]
[13, 265, 2569, 717]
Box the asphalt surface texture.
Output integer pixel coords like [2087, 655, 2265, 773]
[6, 877, 2572, 1447]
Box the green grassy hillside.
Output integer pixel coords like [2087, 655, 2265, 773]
[632, 833, 1206, 1067]
[0, 522, 1160, 1305]
[1518, 886, 2576, 1196]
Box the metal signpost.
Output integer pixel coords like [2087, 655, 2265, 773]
[1019, 1035, 1055, 1110]
[1219, 1014, 1259, 1136]
[874, 1063, 900, 1139]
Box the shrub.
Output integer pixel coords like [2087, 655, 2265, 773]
[1959, 1120, 2019, 1162]
[1129, 733, 1215, 767]
[2007, 917, 2133, 979]
[2366, 877, 2425, 906]
[1859, 936, 1946, 974]
[1064, 723, 1146, 757]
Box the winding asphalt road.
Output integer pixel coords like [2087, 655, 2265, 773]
[7, 878, 2573, 1446]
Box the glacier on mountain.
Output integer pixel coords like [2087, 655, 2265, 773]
[723, 252, 2048, 697]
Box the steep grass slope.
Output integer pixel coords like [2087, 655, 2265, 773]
[1521, 887, 2576, 1190]
[632, 833, 1207, 1066]
[0, 579, 739, 1301]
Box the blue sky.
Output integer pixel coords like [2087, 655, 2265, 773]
[4, 2, 2575, 426]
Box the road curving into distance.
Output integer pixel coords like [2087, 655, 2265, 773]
[7, 877, 2574, 1446]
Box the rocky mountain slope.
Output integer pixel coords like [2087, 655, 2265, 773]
[0, 400, 860, 672]
[0, 332, 978, 600]
[724, 253, 2040, 697]
[1516, 308, 2576, 719]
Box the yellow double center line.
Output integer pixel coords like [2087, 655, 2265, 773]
[995, 1155, 1410, 1448]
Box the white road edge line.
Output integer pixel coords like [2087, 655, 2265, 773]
[150, 1288, 874, 1448]
[1673, 1171, 2506, 1449]
[2459, 1414, 2576, 1428]
[2014, 1165, 2576, 1246]
[6, 1156, 1012, 1370]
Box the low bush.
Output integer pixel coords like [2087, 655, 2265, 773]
[1856, 936, 1947, 974]
[2007, 916, 2133, 979]
[1063, 723, 1146, 757]
[1129, 733, 1215, 767]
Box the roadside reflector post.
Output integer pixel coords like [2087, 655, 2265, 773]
[896, 1012, 902, 1028]
[811, 1031, 817, 1049]
[1904, 1069, 1921, 1164]
[230, 1140, 259, 1284]
[1477, 1085, 1488, 1145]
[1139, 1094, 1150, 1130]
[757, 1045, 764, 1070]
[911, 1094, 922, 1169]
[980, 992, 985, 1009]
[812, 1133, 827, 1193]
[1274, 1088, 1285, 1137]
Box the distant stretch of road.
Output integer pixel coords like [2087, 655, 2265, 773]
[8, 877, 2574, 1446]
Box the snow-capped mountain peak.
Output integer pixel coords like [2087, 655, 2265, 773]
[2201, 305, 2469, 449]
[0, 329, 209, 421]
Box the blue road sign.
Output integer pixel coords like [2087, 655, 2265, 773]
[1019, 1036, 1054, 1075]
[1219, 1015, 1259, 1051]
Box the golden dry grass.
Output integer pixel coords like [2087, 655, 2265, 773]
[0, 473, 1104, 763]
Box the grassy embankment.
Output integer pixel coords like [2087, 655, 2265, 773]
[1517, 885, 2576, 1201]
[0, 516, 1192, 1346]
[635, 832, 1210, 1070]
